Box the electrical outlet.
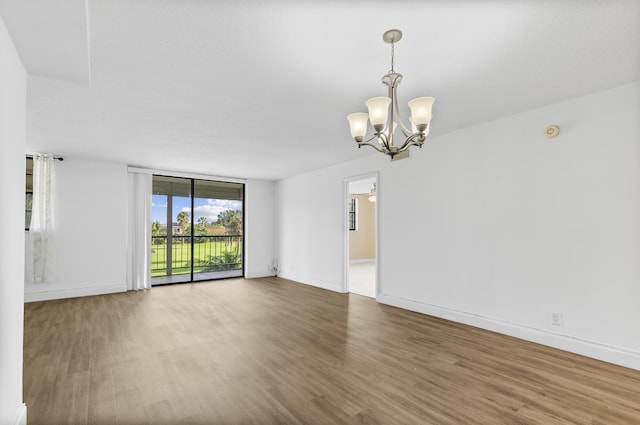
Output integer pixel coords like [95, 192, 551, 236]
[551, 312, 563, 326]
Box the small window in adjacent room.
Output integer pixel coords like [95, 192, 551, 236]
[25, 157, 33, 230]
[348, 198, 357, 231]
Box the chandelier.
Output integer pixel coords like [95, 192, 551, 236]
[347, 29, 435, 160]
[368, 184, 376, 203]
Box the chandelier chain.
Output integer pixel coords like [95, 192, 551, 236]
[389, 42, 395, 74]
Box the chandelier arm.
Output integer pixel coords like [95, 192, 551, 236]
[392, 88, 412, 137]
[361, 134, 380, 145]
[356, 133, 389, 153]
[396, 133, 426, 153]
[376, 131, 393, 153]
[358, 140, 388, 154]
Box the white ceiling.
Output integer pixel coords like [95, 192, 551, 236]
[2, 0, 639, 180]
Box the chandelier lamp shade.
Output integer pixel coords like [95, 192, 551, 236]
[347, 29, 435, 159]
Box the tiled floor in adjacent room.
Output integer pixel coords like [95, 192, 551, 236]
[348, 260, 375, 298]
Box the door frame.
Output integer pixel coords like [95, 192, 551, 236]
[343, 172, 379, 298]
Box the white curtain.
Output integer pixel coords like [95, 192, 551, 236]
[29, 154, 56, 282]
[126, 171, 152, 291]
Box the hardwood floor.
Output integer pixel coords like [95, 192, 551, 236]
[24, 277, 640, 424]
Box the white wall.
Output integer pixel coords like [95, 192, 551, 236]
[276, 166, 367, 292]
[24, 165, 275, 300]
[275, 82, 640, 370]
[245, 179, 275, 278]
[0, 14, 27, 425]
[25, 159, 129, 301]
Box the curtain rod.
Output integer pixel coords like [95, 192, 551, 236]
[26, 154, 64, 161]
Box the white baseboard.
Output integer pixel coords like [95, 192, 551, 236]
[25, 283, 127, 302]
[13, 404, 26, 425]
[349, 258, 375, 265]
[378, 294, 640, 371]
[245, 270, 276, 279]
[278, 271, 344, 293]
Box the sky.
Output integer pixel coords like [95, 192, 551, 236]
[152, 195, 242, 225]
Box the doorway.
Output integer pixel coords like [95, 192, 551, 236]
[345, 173, 378, 298]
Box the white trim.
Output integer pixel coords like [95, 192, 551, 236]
[25, 283, 127, 302]
[349, 258, 376, 265]
[378, 293, 640, 371]
[127, 166, 246, 184]
[12, 404, 26, 425]
[245, 270, 275, 279]
[278, 271, 344, 293]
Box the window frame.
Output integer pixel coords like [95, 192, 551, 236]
[348, 198, 357, 231]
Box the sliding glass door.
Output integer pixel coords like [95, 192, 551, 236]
[192, 179, 244, 280]
[151, 175, 244, 284]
